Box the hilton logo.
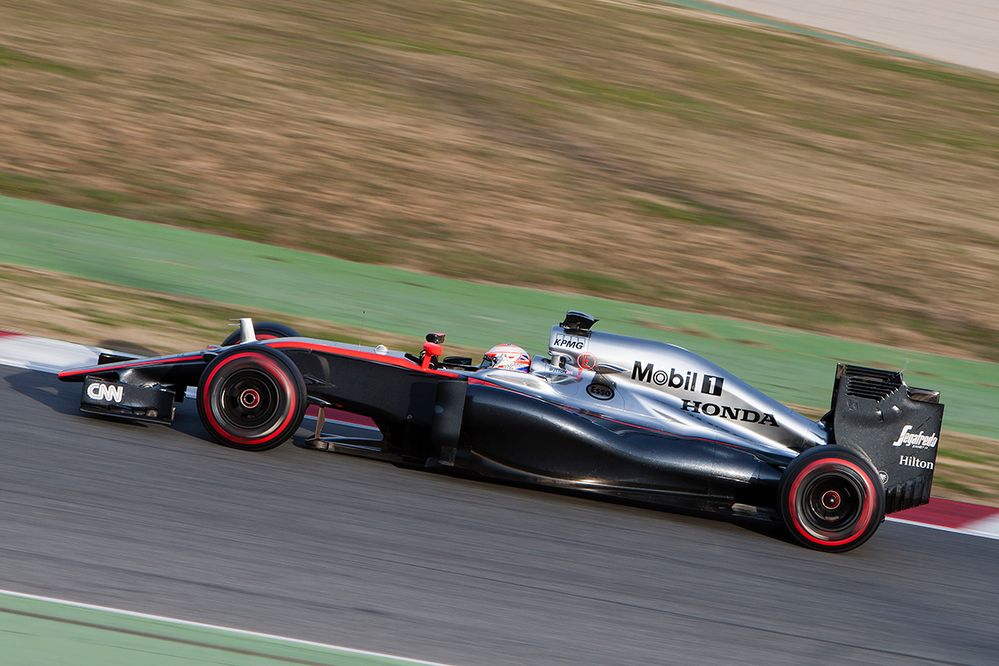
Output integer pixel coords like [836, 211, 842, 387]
[899, 455, 934, 470]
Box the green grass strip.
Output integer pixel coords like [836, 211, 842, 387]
[0, 590, 444, 666]
[1, 195, 996, 439]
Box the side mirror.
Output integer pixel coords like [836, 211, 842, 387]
[421, 333, 445, 369]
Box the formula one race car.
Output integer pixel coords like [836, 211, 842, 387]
[58, 312, 944, 552]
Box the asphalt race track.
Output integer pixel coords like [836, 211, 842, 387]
[1, 366, 997, 665]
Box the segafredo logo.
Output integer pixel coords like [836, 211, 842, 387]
[87, 382, 123, 403]
[553, 334, 586, 350]
[899, 455, 934, 470]
[632, 362, 725, 396]
[891, 425, 938, 450]
[681, 399, 778, 427]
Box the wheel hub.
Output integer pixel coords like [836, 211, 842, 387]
[216, 368, 283, 432]
[239, 388, 261, 409]
[798, 468, 865, 537]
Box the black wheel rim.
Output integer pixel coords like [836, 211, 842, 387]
[798, 469, 865, 536]
[217, 368, 283, 434]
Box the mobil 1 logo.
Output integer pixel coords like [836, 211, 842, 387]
[631, 361, 725, 396]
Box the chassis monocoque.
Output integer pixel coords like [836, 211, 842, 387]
[58, 312, 944, 552]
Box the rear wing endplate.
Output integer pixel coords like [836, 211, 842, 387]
[829, 364, 944, 513]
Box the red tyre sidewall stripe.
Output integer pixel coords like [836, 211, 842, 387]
[202, 352, 297, 446]
[788, 457, 876, 547]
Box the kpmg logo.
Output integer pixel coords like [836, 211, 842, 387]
[87, 381, 124, 403]
[891, 425, 938, 450]
[632, 362, 725, 396]
[553, 334, 586, 350]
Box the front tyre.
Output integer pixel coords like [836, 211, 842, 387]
[197, 346, 306, 451]
[779, 446, 885, 553]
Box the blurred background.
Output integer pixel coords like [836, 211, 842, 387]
[0, 1, 996, 494]
[1, 3, 998, 665]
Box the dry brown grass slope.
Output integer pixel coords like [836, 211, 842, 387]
[1, 0, 998, 359]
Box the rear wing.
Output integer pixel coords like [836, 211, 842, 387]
[829, 364, 944, 513]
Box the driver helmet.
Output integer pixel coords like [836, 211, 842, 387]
[482, 343, 531, 372]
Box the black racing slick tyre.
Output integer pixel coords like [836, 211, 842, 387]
[197, 346, 306, 451]
[779, 446, 885, 553]
[220, 322, 300, 347]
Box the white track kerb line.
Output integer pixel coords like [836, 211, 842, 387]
[886, 518, 999, 540]
[0, 588, 455, 666]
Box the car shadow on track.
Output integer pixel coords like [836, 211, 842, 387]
[4, 368, 213, 445]
[4, 368, 96, 418]
[395, 459, 795, 548]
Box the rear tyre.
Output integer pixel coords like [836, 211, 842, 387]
[197, 346, 306, 451]
[779, 446, 885, 553]
[220, 322, 299, 347]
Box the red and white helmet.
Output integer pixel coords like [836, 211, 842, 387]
[482, 343, 531, 372]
